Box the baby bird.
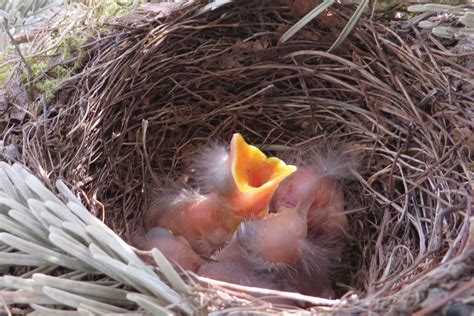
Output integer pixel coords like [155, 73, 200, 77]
[198, 207, 337, 299]
[264, 149, 354, 298]
[236, 208, 308, 268]
[135, 227, 203, 272]
[237, 207, 337, 298]
[145, 134, 296, 255]
[194, 133, 297, 220]
[197, 237, 307, 305]
[197, 234, 288, 294]
[145, 190, 239, 256]
[271, 149, 352, 237]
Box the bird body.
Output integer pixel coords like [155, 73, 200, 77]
[198, 236, 284, 291]
[145, 191, 238, 256]
[144, 134, 297, 257]
[199, 207, 339, 299]
[135, 227, 203, 272]
[237, 209, 308, 267]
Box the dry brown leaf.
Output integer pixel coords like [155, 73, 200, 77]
[452, 127, 474, 151]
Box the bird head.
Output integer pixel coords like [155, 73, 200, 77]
[219, 133, 297, 219]
[192, 133, 296, 219]
[236, 208, 308, 269]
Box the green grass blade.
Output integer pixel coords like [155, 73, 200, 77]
[328, 0, 369, 52]
[127, 293, 175, 316]
[42, 286, 129, 313]
[0, 252, 46, 266]
[280, 0, 335, 43]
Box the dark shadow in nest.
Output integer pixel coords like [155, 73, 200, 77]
[17, 0, 473, 312]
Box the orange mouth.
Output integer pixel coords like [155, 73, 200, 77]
[224, 134, 297, 219]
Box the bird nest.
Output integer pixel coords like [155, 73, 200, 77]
[1, 0, 473, 314]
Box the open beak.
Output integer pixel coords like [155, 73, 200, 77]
[219, 134, 297, 219]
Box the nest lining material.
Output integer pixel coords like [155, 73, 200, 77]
[1, 0, 473, 314]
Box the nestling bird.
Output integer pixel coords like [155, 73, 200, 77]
[144, 190, 239, 256]
[134, 227, 204, 272]
[271, 150, 351, 237]
[236, 208, 308, 268]
[238, 206, 341, 298]
[194, 133, 297, 220]
[259, 148, 354, 297]
[198, 207, 339, 299]
[145, 134, 296, 255]
[197, 233, 285, 291]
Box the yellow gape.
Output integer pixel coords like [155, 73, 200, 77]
[222, 133, 297, 219]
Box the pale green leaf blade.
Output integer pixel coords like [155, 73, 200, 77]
[42, 286, 129, 313]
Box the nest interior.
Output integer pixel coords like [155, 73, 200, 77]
[8, 0, 473, 313]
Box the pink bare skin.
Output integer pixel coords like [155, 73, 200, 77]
[271, 169, 348, 236]
[145, 192, 238, 256]
[135, 227, 204, 272]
